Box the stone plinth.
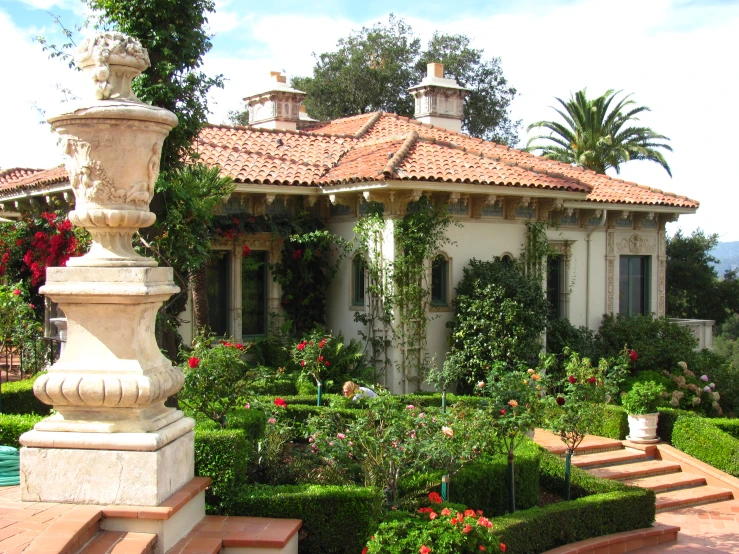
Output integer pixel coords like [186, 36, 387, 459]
[20, 428, 194, 506]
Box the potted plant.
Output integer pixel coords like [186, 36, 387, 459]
[622, 381, 666, 443]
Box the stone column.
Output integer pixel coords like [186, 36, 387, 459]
[19, 32, 193, 506]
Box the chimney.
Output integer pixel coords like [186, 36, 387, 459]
[408, 63, 470, 133]
[242, 71, 307, 131]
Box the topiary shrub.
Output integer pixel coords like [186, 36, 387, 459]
[226, 407, 267, 441]
[656, 407, 696, 443]
[595, 314, 697, 373]
[590, 405, 629, 440]
[194, 428, 252, 513]
[223, 484, 383, 554]
[0, 413, 44, 447]
[1, 377, 50, 415]
[448, 258, 549, 389]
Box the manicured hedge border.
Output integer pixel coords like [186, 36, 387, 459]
[194, 428, 251, 512]
[223, 484, 383, 554]
[591, 405, 629, 440]
[495, 445, 655, 553]
[1, 378, 50, 415]
[671, 416, 739, 477]
[400, 441, 541, 517]
[0, 413, 44, 447]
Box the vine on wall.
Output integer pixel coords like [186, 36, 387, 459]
[353, 197, 455, 390]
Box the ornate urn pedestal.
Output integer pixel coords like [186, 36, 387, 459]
[18, 33, 193, 508]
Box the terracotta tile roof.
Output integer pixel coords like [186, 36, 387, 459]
[0, 166, 69, 197]
[0, 168, 45, 186]
[0, 112, 698, 209]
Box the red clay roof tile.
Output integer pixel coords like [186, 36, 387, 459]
[0, 113, 698, 209]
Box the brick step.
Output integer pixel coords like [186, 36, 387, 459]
[167, 516, 302, 554]
[23, 505, 102, 554]
[622, 472, 707, 493]
[547, 439, 624, 457]
[656, 485, 734, 512]
[571, 448, 648, 469]
[77, 531, 157, 554]
[588, 460, 682, 481]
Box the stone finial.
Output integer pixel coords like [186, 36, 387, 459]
[76, 32, 150, 101]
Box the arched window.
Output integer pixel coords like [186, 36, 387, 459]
[431, 254, 449, 307]
[352, 255, 366, 307]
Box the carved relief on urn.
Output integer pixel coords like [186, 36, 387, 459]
[48, 32, 178, 267]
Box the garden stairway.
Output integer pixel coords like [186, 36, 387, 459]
[533, 430, 735, 512]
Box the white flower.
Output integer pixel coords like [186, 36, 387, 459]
[441, 426, 454, 437]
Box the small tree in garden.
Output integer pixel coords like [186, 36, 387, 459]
[425, 352, 466, 412]
[292, 331, 331, 406]
[485, 363, 550, 512]
[0, 284, 38, 375]
[179, 330, 259, 427]
[547, 349, 626, 499]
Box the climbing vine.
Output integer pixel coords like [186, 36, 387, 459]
[353, 196, 455, 390]
[520, 220, 553, 279]
[211, 212, 347, 336]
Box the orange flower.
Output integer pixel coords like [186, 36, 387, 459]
[420, 546, 432, 554]
[441, 508, 451, 516]
[507, 399, 518, 408]
[464, 509, 475, 517]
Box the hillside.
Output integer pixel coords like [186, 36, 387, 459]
[711, 242, 739, 276]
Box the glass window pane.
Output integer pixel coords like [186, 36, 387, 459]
[431, 256, 447, 306]
[207, 252, 229, 336]
[352, 257, 365, 306]
[547, 255, 562, 318]
[242, 251, 267, 336]
[620, 256, 650, 315]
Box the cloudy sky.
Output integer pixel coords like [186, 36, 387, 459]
[1, 0, 738, 241]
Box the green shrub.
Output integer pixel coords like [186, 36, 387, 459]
[226, 407, 266, 441]
[595, 314, 697, 373]
[711, 418, 739, 440]
[494, 489, 654, 553]
[1, 377, 50, 415]
[223, 484, 383, 554]
[546, 318, 598, 380]
[499, 443, 656, 552]
[621, 382, 665, 415]
[251, 378, 298, 396]
[448, 258, 550, 389]
[0, 413, 44, 447]
[395, 394, 485, 409]
[590, 405, 628, 440]
[656, 407, 695, 443]
[699, 352, 739, 415]
[194, 428, 252, 512]
[671, 417, 739, 476]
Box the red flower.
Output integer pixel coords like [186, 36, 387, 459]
[500, 544, 507, 553]
[462, 524, 472, 534]
[630, 349, 638, 362]
[420, 547, 431, 554]
[291, 249, 302, 260]
[362, 549, 368, 554]
[12, 289, 21, 296]
[499, 409, 506, 416]
[242, 245, 251, 257]
[556, 396, 566, 406]
[296, 342, 306, 351]
[188, 357, 200, 369]
[450, 518, 458, 525]
[428, 491, 442, 504]
[274, 398, 287, 407]
[301, 360, 306, 367]
[324, 361, 331, 367]
[429, 511, 437, 520]
[418, 507, 433, 513]
[464, 509, 475, 517]
[479, 547, 486, 552]
[441, 508, 451, 516]
[235, 343, 244, 350]
[589, 377, 597, 384]
[568, 375, 577, 384]
[317, 356, 324, 362]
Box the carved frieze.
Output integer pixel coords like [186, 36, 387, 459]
[607, 258, 615, 314]
[616, 234, 656, 254]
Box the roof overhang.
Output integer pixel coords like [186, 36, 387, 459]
[562, 200, 698, 215]
[0, 181, 72, 202]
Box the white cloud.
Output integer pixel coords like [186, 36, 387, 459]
[0, 9, 86, 169]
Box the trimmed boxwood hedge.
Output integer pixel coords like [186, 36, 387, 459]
[399, 441, 541, 517]
[194, 428, 252, 512]
[590, 405, 629, 440]
[671, 416, 739, 477]
[709, 418, 739, 440]
[494, 444, 655, 553]
[1, 378, 50, 415]
[223, 484, 383, 554]
[0, 413, 44, 447]
[656, 407, 696, 443]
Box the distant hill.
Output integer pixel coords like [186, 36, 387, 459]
[711, 242, 739, 276]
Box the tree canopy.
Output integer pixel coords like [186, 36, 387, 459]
[527, 89, 672, 176]
[666, 229, 739, 325]
[243, 15, 520, 145]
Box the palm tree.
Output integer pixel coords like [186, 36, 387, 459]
[527, 89, 672, 176]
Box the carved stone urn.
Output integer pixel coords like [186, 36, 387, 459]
[20, 33, 194, 507]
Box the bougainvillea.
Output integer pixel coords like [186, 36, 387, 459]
[0, 211, 89, 307]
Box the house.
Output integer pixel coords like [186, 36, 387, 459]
[0, 64, 699, 392]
